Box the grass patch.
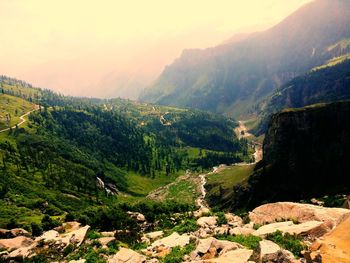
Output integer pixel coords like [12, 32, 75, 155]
[216, 234, 262, 250]
[163, 242, 196, 263]
[266, 231, 307, 256]
[206, 165, 255, 208]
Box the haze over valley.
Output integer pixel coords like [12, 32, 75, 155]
[1, 1, 350, 262]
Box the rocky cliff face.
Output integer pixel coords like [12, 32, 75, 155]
[232, 101, 350, 209]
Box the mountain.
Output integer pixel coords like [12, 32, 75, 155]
[254, 57, 350, 134]
[231, 100, 350, 210]
[140, 0, 350, 118]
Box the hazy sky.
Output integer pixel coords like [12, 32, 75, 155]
[0, 0, 312, 98]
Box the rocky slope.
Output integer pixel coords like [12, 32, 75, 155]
[140, 0, 350, 117]
[1, 202, 349, 262]
[231, 100, 350, 210]
[254, 57, 350, 135]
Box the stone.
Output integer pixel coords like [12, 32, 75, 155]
[37, 230, 60, 242]
[229, 227, 255, 236]
[262, 249, 296, 263]
[101, 231, 116, 237]
[253, 220, 327, 237]
[197, 216, 217, 228]
[190, 237, 243, 260]
[249, 202, 350, 228]
[213, 226, 229, 235]
[194, 207, 211, 218]
[6, 241, 37, 259]
[225, 213, 243, 227]
[0, 228, 30, 239]
[150, 232, 191, 249]
[0, 236, 34, 250]
[205, 248, 253, 263]
[36, 225, 90, 247]
[69, 260, 86, 263]
[258, 240, 280, 260]
[98, 237, 115, 248]
[310, 214, 350, 263]
[107, 247, 146, 263]
[145, 231, 164, 241]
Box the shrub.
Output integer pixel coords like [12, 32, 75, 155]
[215, 212, 227, 225]
[266, 230, 307, 256]
[31, 222, 43, 237]
[41, 214, 60, 231]
[216, 234, 261, 250]
[172, 218, 198, 234]
[163, 243, 196, 263]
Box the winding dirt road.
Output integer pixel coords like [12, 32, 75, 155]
[0, 106, 39, 133]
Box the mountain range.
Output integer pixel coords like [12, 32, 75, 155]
[140, 0, 350, 118]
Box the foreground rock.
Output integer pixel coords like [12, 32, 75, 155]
[249, 202, 350, 228]
[309, 215, 350, 263]
[108, 247, 146, 263]
[0, 228, 30, 239]
[36, 225, 90, 247]
[143, 232, 193, 258]
[190, 237, 243, 261]
[0, 236, 34, 250]
[253, 220, 329, 238]
[194, 248, 253, 263]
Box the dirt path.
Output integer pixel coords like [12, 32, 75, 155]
[160, 112, 171, 126]
[0, 106, 39, 133]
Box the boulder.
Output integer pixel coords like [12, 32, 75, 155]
[253, 221, 328, 238]
[108, 247, 146, 263]
[194, 207, 211, 218]
[225, 213, 243, 227]
[150, 232, 191, 249]
[7, 242, 37, 260]
[0, 236, 34, 250]
[98, 237, 115, 248]
[309, 214, 350, 263]
[190, 237, 243, 260]
[197, 217, 217, 228]
[229, 227, 255, 236]
[258, 240, 280, 260]
[213, 226, 229, 235]
[127, 212, 146, 222]
[0, 228, 30, 239]
[69, 260, 86, 263]
[37, 230, 60, 242]
[145, 231, 164, 241]
[101, 231, 116, 237]
[36, 225, 90, 247]
[249, 202, 350, 228]
[261, 249, 296, 263]
[203, 248, 253, 263]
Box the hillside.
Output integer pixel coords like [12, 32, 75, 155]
[254, 58, 350, 134]
[140, 0, 350, 118]
[0, 94, 36, 131]
[0, 77, 249, 233]
[231, 100, 350, 210]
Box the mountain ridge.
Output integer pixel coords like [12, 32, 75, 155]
[140, 0, 350, 118]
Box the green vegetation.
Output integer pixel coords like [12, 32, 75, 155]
[266, 231, 307, 256]
[162, 242, 196, 263]
[215, 234, 262, 250]
[171, 218, 198, 234]
[0, 94, 36, 130]
[0, 76, 248, 230]
[206, 165, 255, 209]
